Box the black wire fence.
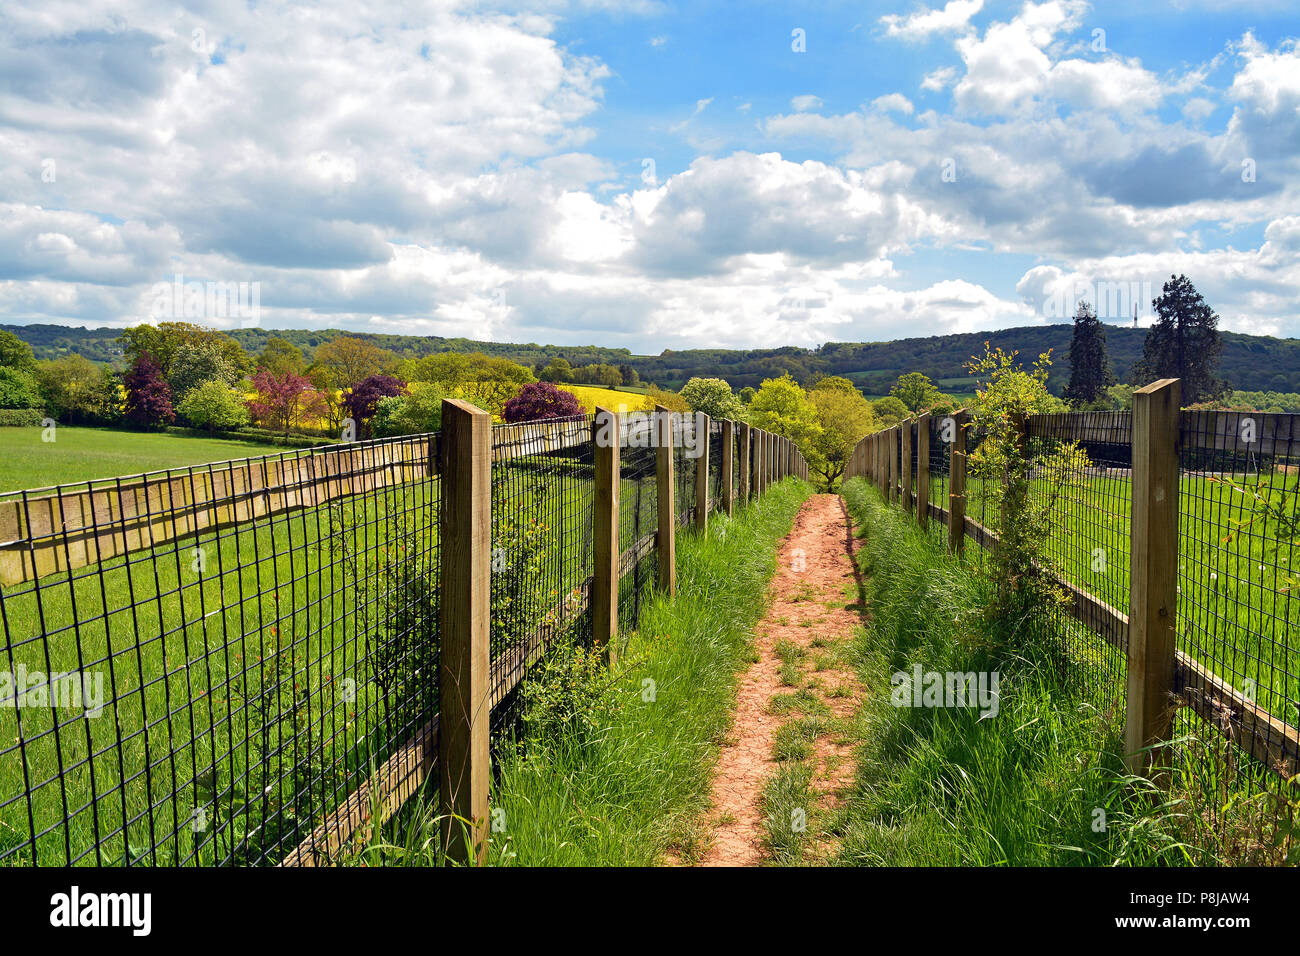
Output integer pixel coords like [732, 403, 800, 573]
[0, 407, 801, 866]
[849, 402, 1300, 796]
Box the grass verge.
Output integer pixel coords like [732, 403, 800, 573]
[834, 477, 1296, 867]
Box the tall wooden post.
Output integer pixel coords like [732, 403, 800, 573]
[756, 430, 765, 497]
[438, 398, 491, 865]
[949, 412, 967, 554]
[916, 413, 931, 530]
[593, 407, 619, 661]
[739, 422, 751, 503]
[655, 404, 676, 595]
[721, 419, 735, 516]
[1125, 378, 1181, 775]
[902, 421, 914, 515]
[695, 413, 710, 532]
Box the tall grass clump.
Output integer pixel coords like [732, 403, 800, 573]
[356, 479, 813, 866]
[835, 477, 1296, 866]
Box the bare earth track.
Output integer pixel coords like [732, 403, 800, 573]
[694, 493, 865, 867]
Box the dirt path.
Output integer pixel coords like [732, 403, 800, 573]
[695, 493, 865, 867]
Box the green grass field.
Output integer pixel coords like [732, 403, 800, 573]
[0, 426, 294, 493]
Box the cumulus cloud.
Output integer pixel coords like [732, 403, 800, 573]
[881, 0, 984, 40]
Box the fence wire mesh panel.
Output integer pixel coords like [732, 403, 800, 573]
[1176, 411, 1300, 789]
[0, 434, 441, 866]
[488, 416, 595, 735]
[674, 422, 695, 528]
[927, 416, 951, 552]
[617, 414, 658, 635]
[709, 421, 724, 512]
[1022, 413, 1131, 717]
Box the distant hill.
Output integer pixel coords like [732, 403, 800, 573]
[5, 322, 1298, 395]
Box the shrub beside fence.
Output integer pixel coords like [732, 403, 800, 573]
[0, 402, 806, 866]
[846, 379, 1300, 791]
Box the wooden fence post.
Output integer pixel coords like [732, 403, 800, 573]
[438, 398, 491, 865]
[756, 430, 766, 497]
[902, 420, 914, 516]
[949, 411, 967, 554]
[695, 412, 709, 532]
[656, 404, 676, 596]
[593, 406, 619, 661]
[887, 427, 898, 503]
[1125, 378, 1181, 776]
[721, 419, 735, 516]
[739, 422, 751, 503]
[917, 413, 931, 530]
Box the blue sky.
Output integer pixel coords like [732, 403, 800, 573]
[1, 0, 1297, 352]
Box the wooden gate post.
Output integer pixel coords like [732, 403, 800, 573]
[656, 404, 676, 595]
[1125, 378, 1181, 775]
[438, 398, 491, 865]
[695, 412, 710, 532]
[593, 406, 620, 661]
[721, 419, 735, 516]
[917, 413, 931, 530]
[739, 422, 751, 503]
[902, 420, 914, 516]
[949, 411, 967, 554]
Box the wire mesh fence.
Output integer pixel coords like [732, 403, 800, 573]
[1176, 411, 1300, 785]
[0, 409, 796, 866]
[852, 405, 1300, 794]
[0, 435, 441, 866]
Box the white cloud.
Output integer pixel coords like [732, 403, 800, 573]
[871, 93, 915, 114]
[881, 0, 984, 40]
[791, 95, 823, 112]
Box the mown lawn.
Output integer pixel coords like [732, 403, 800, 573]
[0, 426, 294, 493]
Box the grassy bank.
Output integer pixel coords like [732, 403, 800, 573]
[358, 478, 813, 866]
[833, 477, 1293, 866]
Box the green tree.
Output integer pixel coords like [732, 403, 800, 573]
[679, 377, 744, 420]
[0, 330, 37, 372]
[0, 367, 43, 410]
[177, 379, 251, 431]
[538, 357, 572, 383]
[168, 339, 241, 401]
[258, 336, 307, 377]
[1063, 301, 1115, 407]
[119, 323, 248, 380]
[870, 395, 909, 426]
[37, 355, 120, 423]
[808, 384, 874, 490]
[890, 372, 941, 413]
[746, 374, 821, 445]
[1131, 274, 1226, 403]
